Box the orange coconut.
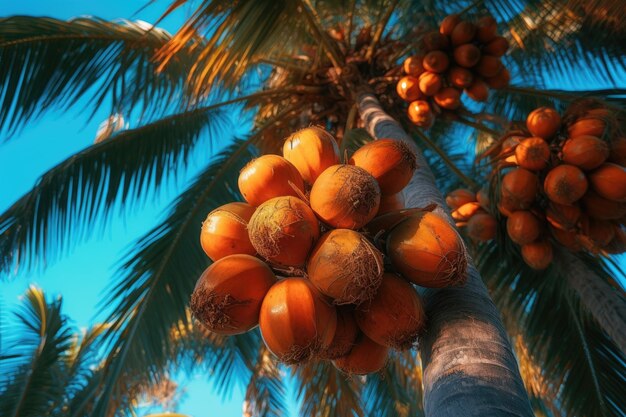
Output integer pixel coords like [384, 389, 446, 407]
[259, 277, 337, 364]
[483, 36, 509, 57]
[485, 68, 511, 89]
[418, 72, 443, 96]
[550, 226, 583, 252]
[581, 190, 626, 220]
[318, 307, 359, 359]
[515, 137, 550, 171]
[434, 87, 462, 110]
[307, 229, 384, 304]
[568, 116, 607, 139]
[526, 107, 561, 140]
[507, 210, 542, 245]
[546, 202, 581, 231]
[283, 126, 340, 184]
[238, 155, 305, 207]
[408, 100, 435, 128]
[423, 50, 450, 73]
[333, 333, 388, 375]
[248, 196, 320, 266]
[561, 135, 609, 171]
[451, 202, 483, 221]
[446, 188, 477, 209]
[453, 44, 481, 68]
[451, 21, 477, 45]
[608, 137, 626, 165]
[403, 55, 426, 77]
[475, 55, 503, 78]
[500, 168, 539, 210]
[581, 217, 616, 247]
[350, 139, 417, 194]
[440, 14, 461, 36]
[396, 76, 425, 102]
[477, 187, 491, 210]
[466, 79, 489, 102]
[476, 16, 498, 43]
[448, 66, 474, 88]
[355, 273, 426, 349]
[190, 254, 276, 335]
[310, 165, 381, 229]
[544, 164, 588, 205]
[200, 202, 256, 261]
[387, 212, 467, 287]
[467, 212, 498, 242]
[521, 241, 553, 270]
[421, 31, 450, 52]
[588, 163, 626, 202]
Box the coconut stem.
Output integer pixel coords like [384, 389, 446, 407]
[288, 180, 310, 203]
[297, 0, 344, 70]
[365, 0, 400, 62]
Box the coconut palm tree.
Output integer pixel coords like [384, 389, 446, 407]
[0, 1, 625, 416]
[0, 286, 106, 417]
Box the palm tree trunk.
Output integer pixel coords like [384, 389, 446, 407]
[559, 253, 626, 354]
[358, 92, 533, 417]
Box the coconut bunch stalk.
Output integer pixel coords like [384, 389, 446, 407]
[189, 126, 469, 375]
[448, 99, 626, 270]
[397, 13, 511, 128]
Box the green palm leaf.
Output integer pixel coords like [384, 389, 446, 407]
[0, 286, 72, 417]
[478, 243, 626, 417]
[363, 351, 424, 417]
[243, 346, 288, 417]
[91, 139, 258, 416]
[294, 360, 364, 417]
[0, 16, 197, 135]
[0, 105, 231, 274]
[486, 0, 626, 87]
[158, 0, 311, 96]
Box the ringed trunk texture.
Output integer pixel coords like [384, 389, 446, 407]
[559, 252, 626, 354]
[358, 92, 533, 417]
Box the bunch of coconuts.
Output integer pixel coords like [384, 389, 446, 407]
[397, 13, 510, 128]
[446, 100, 626, 270]
[190, 126, 468, 374]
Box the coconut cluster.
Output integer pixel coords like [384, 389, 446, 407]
[447, 101, 626, 270]
[397, 14, 510, 128]
[190, 126, 468, 375]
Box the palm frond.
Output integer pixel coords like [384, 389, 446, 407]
[0, 286, 72, 417]
[362, 351, 424, 417]
[91, 139, 257, 417]
[0, 105, 231, 275]
[477, 243, 626, 417]
[341, 128, 374, 155]
[172, 312, 262, 400]
[477, 0, 626, 88]
[0, 16, 198, 135]
[157, 0, 311, 96]
[243, 346, 288, 417]
[294, 361, 364, 417]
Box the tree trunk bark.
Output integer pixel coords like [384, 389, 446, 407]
[559, 253, 626, 354]
[358, 92, 533, 417]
